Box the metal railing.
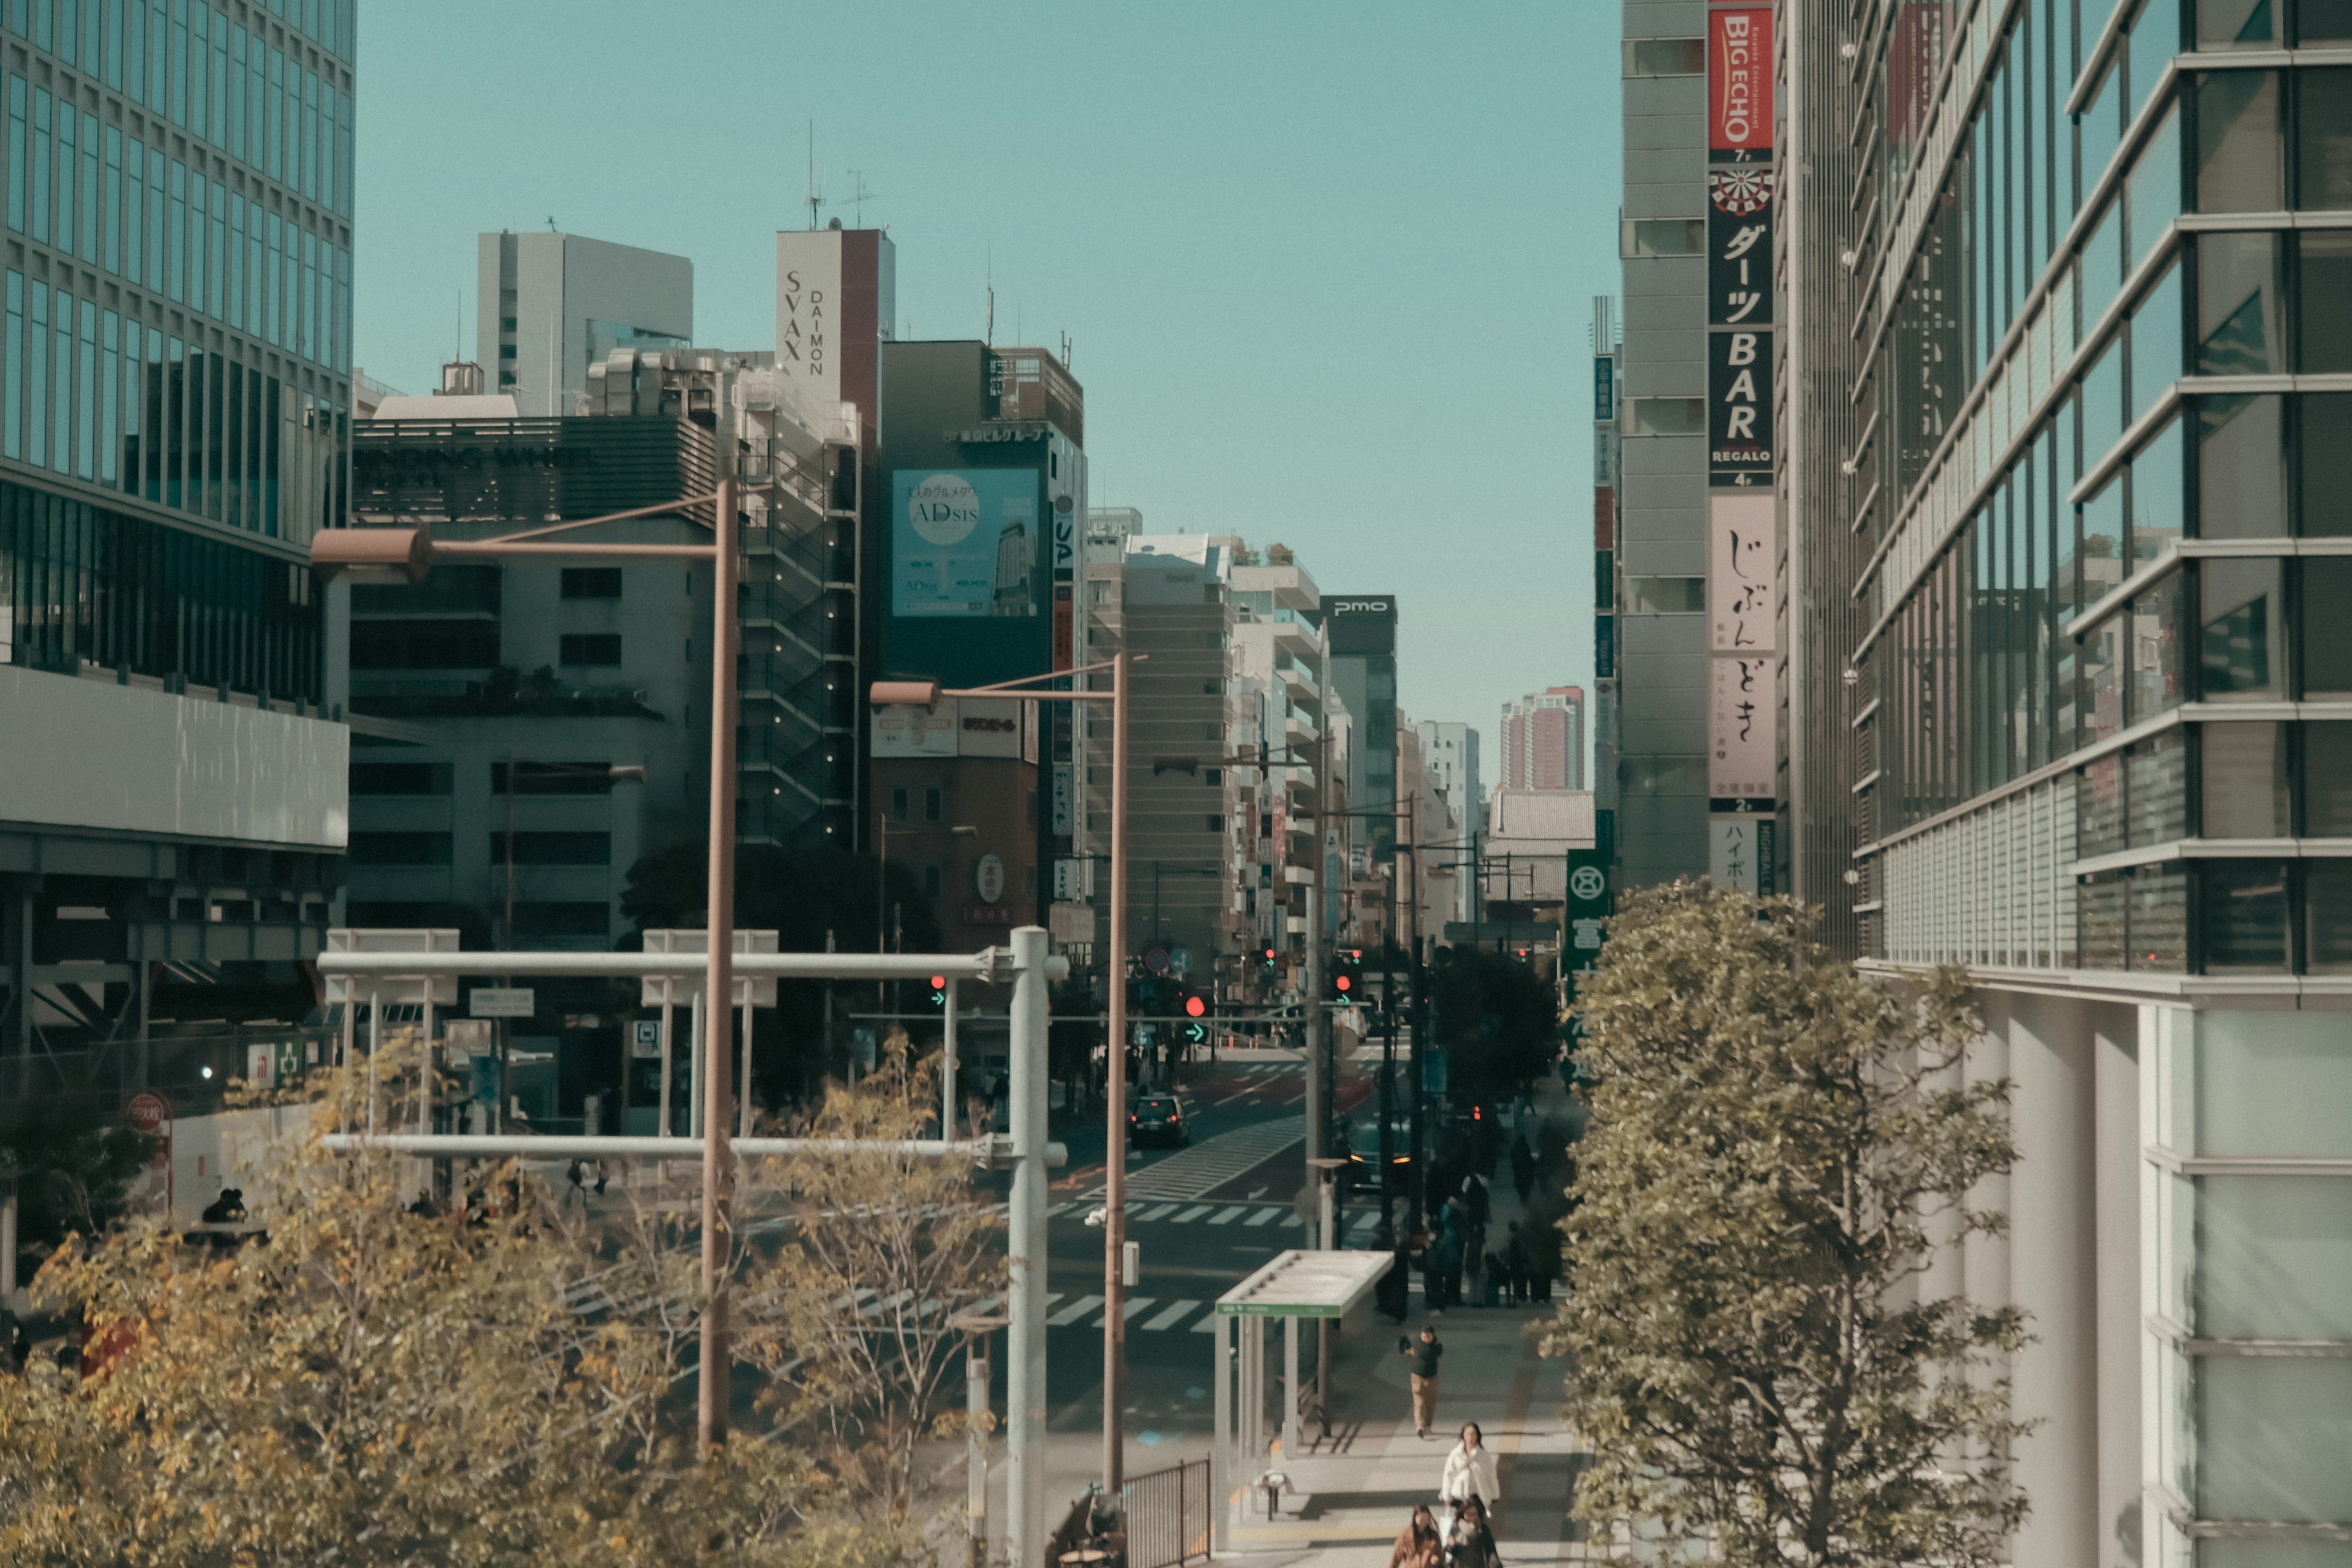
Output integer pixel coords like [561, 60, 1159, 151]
[1122, 1460, 1212, 1568]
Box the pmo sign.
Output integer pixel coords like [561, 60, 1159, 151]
[1323, 594, 1396, 655]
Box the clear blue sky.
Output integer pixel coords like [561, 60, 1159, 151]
[353, 1, 1621, 781]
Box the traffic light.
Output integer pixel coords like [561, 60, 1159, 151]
[1261, 945, 1278, 970]
[1330, 949, 1359, 999]
[1184, 993, 1207, 1018]
[927, 974, 949, 1009]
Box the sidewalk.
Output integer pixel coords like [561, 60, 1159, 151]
[1221, 1072, 1589, 1568]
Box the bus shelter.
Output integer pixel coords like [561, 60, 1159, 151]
[1210, 1248, 1393, 1550]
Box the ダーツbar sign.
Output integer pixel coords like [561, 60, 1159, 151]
[1708, 7, 1773, 159]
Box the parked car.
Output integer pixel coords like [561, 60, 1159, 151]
[1128, 1093, 1190, 1147]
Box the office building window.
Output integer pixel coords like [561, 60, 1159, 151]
[511, 902, 612, 938]
[890, 786, 909, 821]
[558, 633, 621, 666]
[2199, 557, 2283, 700]
[2307, 861, 2352, 970]
[1623, 37, 1703, 75]
[2200, 723, 2288, 838]
[487, 832, 612, 867]
[1621, 218, 1704, 257]
[560, 567, 622, 599]
[349, 762, 454, 797]
[2201, 860, 2290, 970]
[347, 832, 453, 867]
[924, 786, 941, 822]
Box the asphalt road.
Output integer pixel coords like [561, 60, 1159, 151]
[1031, 1052, 1381, 1453]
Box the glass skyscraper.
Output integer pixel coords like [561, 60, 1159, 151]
[1765, 0, 2352, 1558]
[0, 0, 354, 695]
[0, 0, 355, 1112]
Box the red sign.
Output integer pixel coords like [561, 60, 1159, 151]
[1709, 8, 1773, 156]
[127, 1091, 168, 1135]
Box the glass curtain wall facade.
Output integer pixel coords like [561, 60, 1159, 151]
[1815, 0, 2352, 1556]
[0, 0, 353, 701]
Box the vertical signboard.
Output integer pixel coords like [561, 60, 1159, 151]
[775, 231, 843, 405]
[1707, 168, 1776, 325]
[1707, 8, 1773, 159]
[1709, 813, 1778, 894]
[1708, 492, 1776, 652]
[1708, 330, 1773, 479]
[1708, 1, 1780, 869]
[1709, 655, 1776, 800]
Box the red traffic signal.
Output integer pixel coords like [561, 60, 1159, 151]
[1334, 974, 1352, 993]
[1185, 995, 1207, 1018]
[930, 974, 947, 989]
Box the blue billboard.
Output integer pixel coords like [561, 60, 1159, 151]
[892, 468, 1041, 618]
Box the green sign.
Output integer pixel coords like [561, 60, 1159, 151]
[1565, 850, 1611, 959]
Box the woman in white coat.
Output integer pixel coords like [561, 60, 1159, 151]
[1438, 1421, 1499, 1509]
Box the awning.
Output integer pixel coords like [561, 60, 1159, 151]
[1215, 1248, 1393, 1319]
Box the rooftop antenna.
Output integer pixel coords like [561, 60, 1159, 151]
[1060, 331, 1072, 369]
[545, 216, 557, 232]
[844, 168, 877, 227]
[985, 244, 994, 345]
[804, 122, 826, 232]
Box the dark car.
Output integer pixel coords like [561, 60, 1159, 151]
[1343, 1112, 1416, 1191]
[1128, 1093, 1189, 1147]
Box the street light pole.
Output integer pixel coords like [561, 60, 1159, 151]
[870, 652, 1133, 1501]
[698, 477, 740, 1452]
[311, 473, 745, 1450]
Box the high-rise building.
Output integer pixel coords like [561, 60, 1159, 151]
[1325, 595, 1398, 867]
[1768, 0, 2352, 1555]
[477, 231, 692, 415]
[1222, 541, 1327, 989]
[0, 1, 359, 1099]
[1501, 686, 1586, 790]
[1611, 10, 1721, 891]
[1414, 719, 1483, 926]
[875, 339, 1083, 948]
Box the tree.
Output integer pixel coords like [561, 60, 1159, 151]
[1429, 944, 1559, 1095]
[1539, 883, 2027, 1568]
[1, 1101, 157, 1287]
[0, 1053, 924, 1568]
[740, 1034, 1004, 1518]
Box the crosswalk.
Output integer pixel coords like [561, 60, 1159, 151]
[1084, 1117, 1305, 1202]
[1014, 1289, 1236, 1336]
[1036, 1194, 1390, 1242]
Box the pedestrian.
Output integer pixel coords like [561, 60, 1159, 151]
[564, 1159, 588, 1210]
[1510, 1134, 1535, 1203]
[1505, 1223, 1532, 1305]
[1445, 1496, 1501, 1568]
[1462, 1172, 1490, 1231]
[1462, 1234, 1485, 1308]
[593, 1158, 609, 1197]
[1388, 1504, 1443, 1568]
[1399, 1324, 1443, 1438]
[1439, 1421, 1501, 1509]
[1483, 1245, 1510, 1308]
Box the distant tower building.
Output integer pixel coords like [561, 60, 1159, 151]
[477, 231, 694, 415]
[1502, 687, 1585, 790]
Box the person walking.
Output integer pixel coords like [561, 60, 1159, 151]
[1388, 1504, 1444, 1568]
[1438, 1421, 1500, 1510]
[592, 1158, 610, 1198]
[1446, 1496, 1502, 1568]
[1400, 1324, 1444, 1438]
[1504, 1222, 1533, 1306]
[1509, 1134, 1535, 1203]
[564, 1160, 588, 1210]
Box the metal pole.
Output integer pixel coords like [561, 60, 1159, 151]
[943, 978, 959, 1135]
[1008, 924, 1050, 1563]
[1, 1185, 18, 1311]
[966, 1331, 991, 1568]
[1102, 649, 1131, 1494]
[1212, 1310, 1232, 1553]
[657, 983, 674, 1136]
[1283, 1314, 1300, 1457]
[688, 985, 706, 1139]
[739, 997, 754, 1140]
[367, 986, 381, 1135]
[698, 476, 740, 1452]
